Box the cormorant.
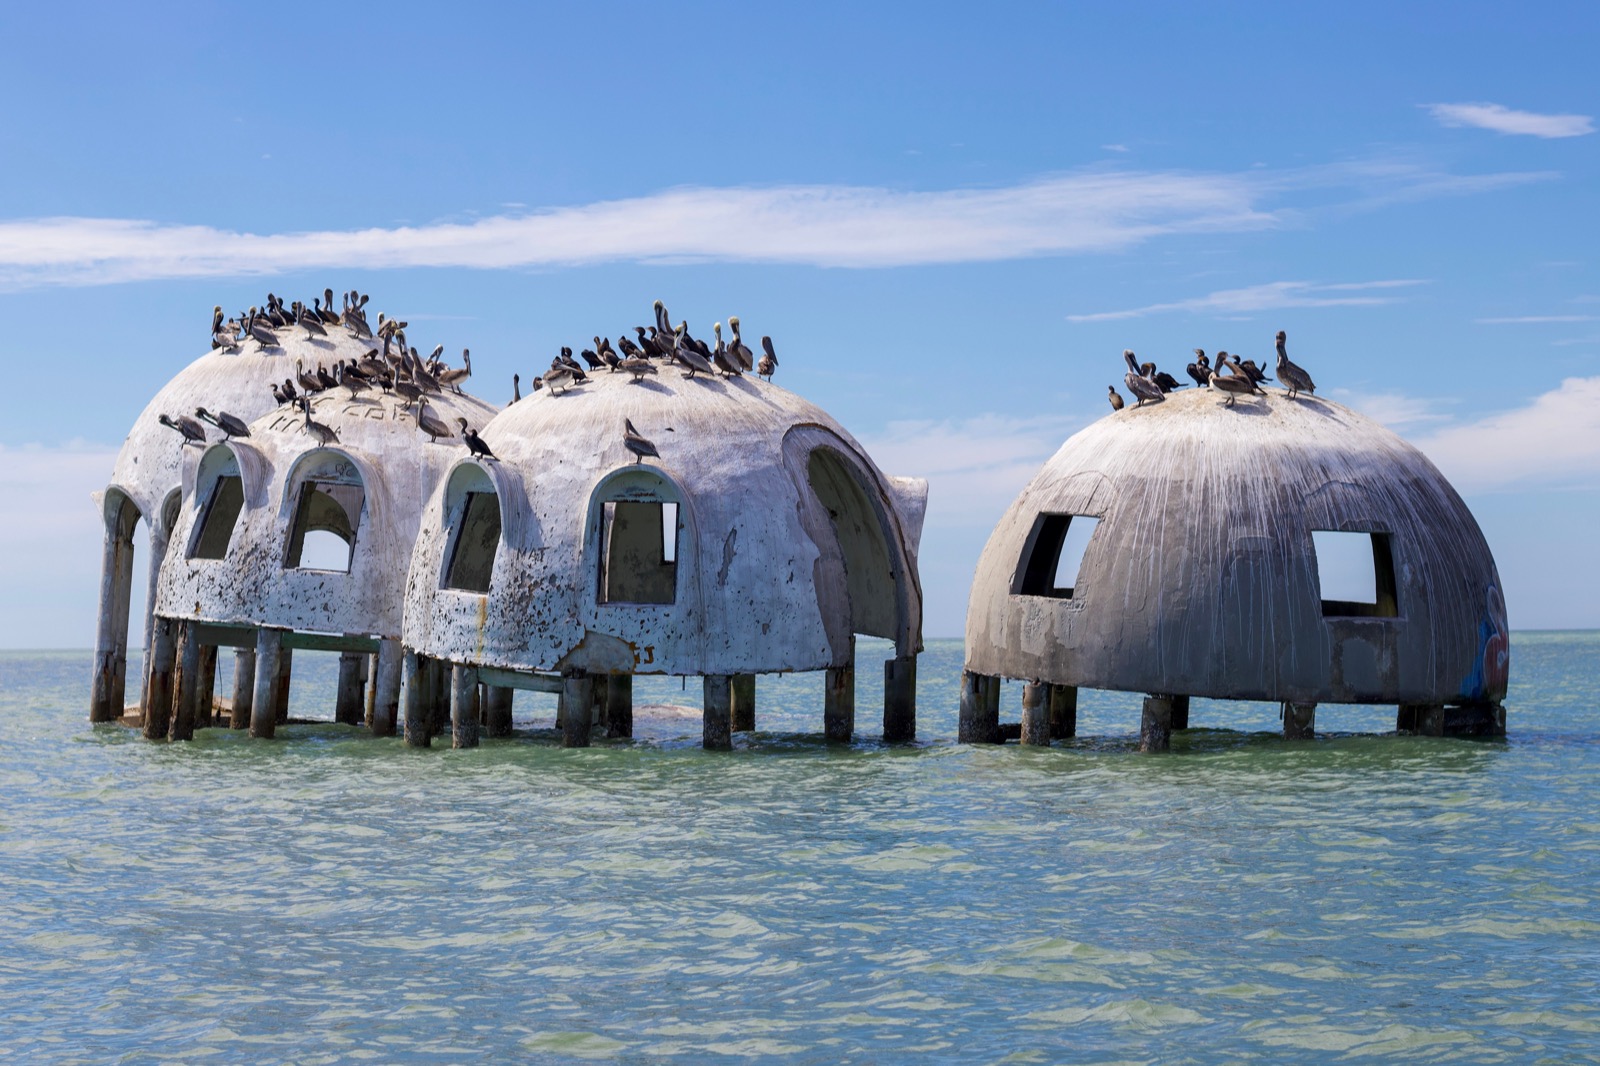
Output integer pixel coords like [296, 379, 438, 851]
[1186, 350, 1211, 388]
[1108, 386, 1124, 411]
[458, 419, 496, 460]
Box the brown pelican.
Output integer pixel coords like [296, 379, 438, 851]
[299, 398, 340, 444]
[339, 364, 371, 400]
[158, 414, 207, 445]
[1275, 331, 1316, 399]
[296, 302, 327, 337]
[414, 400, 453, 442]
[557, 347, 587, 381]
[674, 331, 715, 379]
[195, 407, 250, 439]
[458, 419, 496, 460]
[1209, 353, 1267, 407]
[512, 374, 521, 403]
[544, 364, 578, 394]
[438, 349, 472, 393]
[621, 356, 656, 383]
[624, 419, 660, 463]
[1186, 350, 1210, 388]
[1108, 386, 1124, 411]
[296, 359, 322, 394]
[758, 336, 778, 380]
[247, 309, 279, 348]
[1123, 350, 1164, 407]
[727, 316, 755, 373]
[712, 322, 741, 376]
[210, 306, 239, 350]
[392, 379, 423, 408]
[653, 299, 672, 337]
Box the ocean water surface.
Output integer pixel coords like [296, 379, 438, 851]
[2, 633, 1598, 1063]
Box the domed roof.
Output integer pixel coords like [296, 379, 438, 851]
[964, 388, 1508, 706]
[403, 369, 927, 676]
[154, 382, 498, 638]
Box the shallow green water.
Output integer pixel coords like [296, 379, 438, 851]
[3, 634, 1598, 1063]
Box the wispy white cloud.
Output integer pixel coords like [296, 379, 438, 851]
[1066, 279, 1427, 323]
[1332, 390, 1451, 431]
[1424, 102, 1595, 139]
[1476, 314, 1597, 324]
[0, 161, 1553, 289]
[1413, 377, 1600, 492]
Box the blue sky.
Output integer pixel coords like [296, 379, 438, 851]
[1, 1, 1596, 645]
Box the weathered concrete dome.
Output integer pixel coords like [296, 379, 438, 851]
[965, 388, 1508, 708]
[403, 371, 927, 678]
[156, 386, 498, 639]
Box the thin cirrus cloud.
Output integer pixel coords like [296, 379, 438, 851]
[1065, 279, 1429, 323]
[1424, 102, 1595, 139]
[0, 161, 1552, 290]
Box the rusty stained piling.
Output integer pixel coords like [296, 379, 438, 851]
[824, 665, 854, 743]
[169, 621, 202, 741]
[197, 643, 218, 726]
[230, 646, 255, 729]
[250, 628, 283, 739]
[731, 673, 756, 732]
[484, 684, 514, 738]
[564, 674, 595, 748]
[883, 655, 917, 742]
[450, 663, 480, 749]
[89, 499, 139, 723]
[958, 670, 1001, 743]
[1049, 683, 1077, 740]
[402, 650, 428, 747]
[335, 650, 366, 726]
[372, 639, 402, 737]
[1020, 681, 1050, 746]
[1140, 695, 1175, 752]
[703, 674, 733, 750]
[141, 617, 178, 740]
[273, 648, 293, 724]
[1283, 702, 1316, 740]
[604, 674, 633, 738]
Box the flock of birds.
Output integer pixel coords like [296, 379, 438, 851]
[1107, 330, 1317, 412]
[159, 295, 784, 469]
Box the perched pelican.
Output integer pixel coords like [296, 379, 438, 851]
[1123, 350, 1164, 407]
[1274, 331, 1316, 399]
[195, 407, 250, 438]
[158, 413, 207, 445]
[624, 419, 660, 463]
[439, 349, 472, 393]
[512, 373, 521, 403]
[299, 398, 340, 444]
[544, 363, 578, 394]
[392, 378, 423, 408]
[758, 336, 778, 380]
[1108, 386, 1124, 412]
[298, 303, 327, 337]
[1208, 353, 1267, 407]
[247, 309, 279, 348]
[458, 419, 496, 460]
[339, 364, 371, 400]
[621, 356, 656, 382]
[1186, 350, 1211, 388]
[727, 316, 755, 373]
[210, 306, 238, 350]
[712, 322, 741, 376]
[674, 331, 715, 379]
[414, 401, 453, 442]
[653, 299, 672, 337]
[296, 359, 321, 394]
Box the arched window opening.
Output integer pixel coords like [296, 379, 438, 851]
[444, 491, 502, 593]
[286, 480, 364, 572]
[1013, 513, 1100, 598]
[598, 500, 678, 604]
[805, 448, 897, 639]
[189, 459, 244, 562]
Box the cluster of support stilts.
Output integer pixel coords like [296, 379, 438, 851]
[958, 670, 1505, 750]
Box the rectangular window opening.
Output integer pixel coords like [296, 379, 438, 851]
[599, 500, 677, 604]
[285, 481, 363, 572]
[190, 475, 244, 560]
[1013, 513, 1100, 598]
[444, 492, 502, 593]
[1313, 530, 1398, 618]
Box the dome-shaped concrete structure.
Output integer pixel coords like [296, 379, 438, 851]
[962, 388, 1508, 747]
[401, 370, 927, 749]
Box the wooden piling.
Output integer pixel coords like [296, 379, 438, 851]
[141, 617, 178, 740]
[485, 685, 514, 738]
[1020, 681, 1050, 746]
[402, 649, 429, 747]
[1140, 695, 1173, 752]
[1048, 683, 1077, 740]
[230, 646, 255, 729]
[883, 655, 917, 743]
[169, 621, 201, 741]
[249, 628, 282, 739]
[823, 665, 854, 743]
[335, 651, 366, 725]
[703, 674, 733, 750]
[372, 639, 402, 738]
[563, 674, 594, 748]
[450, 663, 480, 749]
[604, 674, 633, 738]
[959, 670, 1001, 743]
[1283, 701, 1316, 740]
[731, 673, 756, 732]
[89, 504, 137, 723]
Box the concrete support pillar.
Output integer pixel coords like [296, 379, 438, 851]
[89, 506, 137, 723]
[197, 643, 218, 727]
[1020, 681, 1051, 746]
[588, 675, 609, 730]
[450, 663, 480, 749]
[563, 674, 594, 748]
[141, 617, 178, 740]
[883, 655, 917, 743]
[731, 673, 757, 732]
[140, 524, 171, 709]
[335, 651, 366, 725]
[1444, 703, 1506, 737]
[484, 685, 514, 738]
[427, 658, 450, 739]
[230, 646, 255, 729]
[273, 648, 293, 723]
[958, 670, 1001, 743]
[1283, 701, 1316, 740]
[364, 653, 378, 728]
[702, 674, 733, 750]
[249, 628, 282, 739]
[1170, 695, 1191, 731]
[1140, 695, 1174, 753]
[402, 650, 428, 747]
[1049, 684, 1078, 739]
[169, 621, 201, 741]
[1398, 703, 1443, 736]
[604, 674, 634, 738]
[824, 665, 854, 743]
[371, 639, 402, 738]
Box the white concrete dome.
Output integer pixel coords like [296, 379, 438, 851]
[964, 388, 1509, 707]
[403, 370, 928, 677]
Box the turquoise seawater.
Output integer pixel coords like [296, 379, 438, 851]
[3, 634, 1599, 1063]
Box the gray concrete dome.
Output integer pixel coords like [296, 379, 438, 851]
[964, 388, 1509, 708]
[403, 370, 928, 678]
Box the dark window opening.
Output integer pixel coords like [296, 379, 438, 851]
[599, 500, 678, 604]
[444, 491, 502, 593]
[1013, 513, 1100, 598]
[285, 481, 363, 572]
[1313, 530, 1398, 618]
[190, 476, 244, 560]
